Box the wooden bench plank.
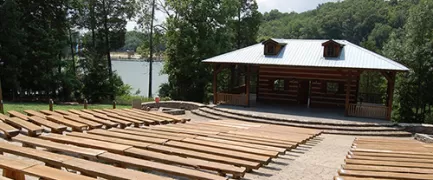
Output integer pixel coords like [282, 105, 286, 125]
[67, 132, 151, 149]
[24, 164, 96, 180]
[0, 122, 19, 138]
[349, 151, 433, 160]
[54, 110, 78, 116]
[165, 140, 271, 163]
[97, 152, 227, 180]
[146, 144, 261, 170]
[149, 126, 220, 136]
[77, 114, 118, 128]
[218, 132, 303, 145]
[102, 109, 157, 124]
[195, 136, 286, 153]
[13, 135, 105, 158]
[113, 109, 167, 123]
[124, 147, 246, 178]
[207, 134, 297, 149]
[181, 138, 279, 157]
[123, 109, 171, 123]
[40, 110, 64, 117]
[110, 128, 187, 141]
[0, 114, 9, 121]
[80, 110, 134, 127]
[342, 164, 433, 174]
[46, 115, 88, 131]
[63, 115, 103, 129]
[0, 141, 168, 180]
[23, 110, 46, 118]
[27, 116, 67, 133]
[334, 175, 396, 180]
[91, 109, 143, 125]
[338, 169, 433, 180]
[224, 131, 308, 143]
[88, 129, 168, 144]
[345, 159, 433, 169]
[351, 148, 433, 156]
[4, 117, 43, 136]
[128, 127, 198, 138]
[62, 158, 170, 180]
[347, 154, 433, 164]
[146, 110, 189, 122]
[40, 134, 132, 154]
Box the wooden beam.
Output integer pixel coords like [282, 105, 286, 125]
[246, 65, 250, 107]
[213, 65, 218, 104]
[345, 71, 352, 116]
[386, 72, 396, 120]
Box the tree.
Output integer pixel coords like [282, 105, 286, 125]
[163, 0, 239, 102]
[383, 0, 433, 123]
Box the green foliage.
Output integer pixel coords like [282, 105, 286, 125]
[383, 0, 433, 123]
[163, 0, 261, 102]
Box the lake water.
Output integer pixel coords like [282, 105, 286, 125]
[112, 60, 168, 97]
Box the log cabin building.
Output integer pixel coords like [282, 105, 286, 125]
[202, 39, 409, 120]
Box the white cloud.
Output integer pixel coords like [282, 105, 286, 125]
[127, 0, 340, 31]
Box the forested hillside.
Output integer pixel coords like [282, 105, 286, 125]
[257, 0, 433, 123]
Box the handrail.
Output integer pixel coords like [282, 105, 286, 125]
[348, 103, 388, 119]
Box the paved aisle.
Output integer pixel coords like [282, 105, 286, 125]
[244, 134, 355, 180]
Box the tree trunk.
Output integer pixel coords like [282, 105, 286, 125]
[148, 0, 156, 98]
[90, 0, 96, 48]
[68, 28, 76, 76]
[102, 0, 114, 100]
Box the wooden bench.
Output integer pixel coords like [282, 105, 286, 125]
[71, 112, 119, 128]
[97, 152, 228, 180]
[54, 110, 78, 116]
[88, 129, 168, 144]
[40, 110, 64, 117]
[67, 132, 246, 178]
[0, 154, 95, 180]
[0, 141, 170, 180]
[122, 109, 171, 124]
[79, 109, 133, 127]
[28, 116, 67, 134]
[0, 122, 19, 138]
[128, 127, 198, 138]
[13, 134, 105, 159]
[46, 115, 88, 131]
[342, 164, 433, 174]
[0, 114, 8, 121]
[110, 128, 187, 141]
[102, 109, 157, 125]
[63, 115, 103, 129]
[112, 109, 166, 123]
[195, 136, 286, 153]
[39, 134, 132, 155]
[23, 110, 46, 118]
[4, 117, 43, 136]
[338, 169, 433, 180]
[91, 109, 144, 126]
[131, 109, 187, 123]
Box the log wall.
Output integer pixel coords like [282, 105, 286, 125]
[257, 66, 359, 107]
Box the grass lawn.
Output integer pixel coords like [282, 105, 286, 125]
[2, 102, 130, 115]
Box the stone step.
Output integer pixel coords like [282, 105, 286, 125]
[198, 107, 409, 134]
[206, 106, 396, 127]
[191, 110, 222, 120]
[324, 130, 412, 137]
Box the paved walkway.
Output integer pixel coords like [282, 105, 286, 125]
[244, 134, 355, 180]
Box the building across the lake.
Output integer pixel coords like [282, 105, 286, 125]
[202, 39, 409, 120]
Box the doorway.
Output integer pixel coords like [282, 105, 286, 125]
[298, 80, 311, 106]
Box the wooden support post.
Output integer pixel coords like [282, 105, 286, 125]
[386, 72, 396, 120]
[84, 99, 88, 109]
[112, 101, 116, 109]
[0, 100, 4, 114]
[49, 99, 54, 111]
[246, 65, 250, 107]
[345, 71, 352, 116]
[3, 169, 25, 180]
[213, 65, 217, 104]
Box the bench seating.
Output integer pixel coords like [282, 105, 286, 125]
[10, 135, 228, 180]
[91, 109, 143, 126]
[28, 116, 67, 134]
[40, 110, 64, 117]
[0, 122, 19, 138]
[46, 115, 88, 131]
[4, 117, 43, 137]
[23, 110, 46, 118]
[0, 141, 170, 180]
[102, 109, 157, 125]
[0, 114, 8, 121]
[336, 137, 433, 180]
[63, 115, 103, 129]
[116, 109, 172, 124]
[0, 154, 95, 180]
[80, 109, 133, 127]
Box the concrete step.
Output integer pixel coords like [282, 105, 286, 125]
[206, 106, 396, 127]
[191, 110, 222, 120]
[197, 107, 412, 136]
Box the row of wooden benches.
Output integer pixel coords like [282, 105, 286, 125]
[0, 108, 188, 138]
[334, 137, 433, 180]
[0, 119, 322, 180]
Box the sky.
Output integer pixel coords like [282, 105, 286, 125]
[126, 0, 340, 31]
